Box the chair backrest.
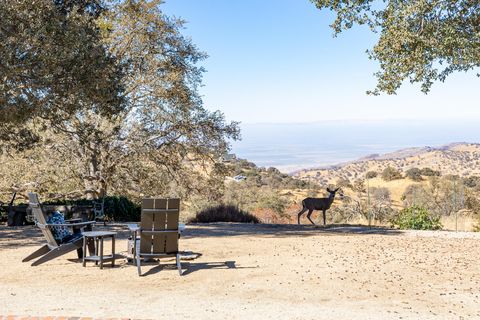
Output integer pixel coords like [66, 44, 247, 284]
[93, 198, 105, 219]
[28, 193, 58, 247]
[139, 198, 180, 255]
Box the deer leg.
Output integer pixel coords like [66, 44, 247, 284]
[297, 207, 307, 224]
[306, 209, 315, 225]
[322, 209, 327, 226]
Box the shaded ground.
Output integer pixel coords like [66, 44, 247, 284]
[0, 223, 479, 319]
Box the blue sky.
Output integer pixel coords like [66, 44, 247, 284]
[162, 0, 480, 124]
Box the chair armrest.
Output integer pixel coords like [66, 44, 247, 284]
[127, 223, 140, 231]
[42, 221, 96, 228]
[65, 218, 82, 223]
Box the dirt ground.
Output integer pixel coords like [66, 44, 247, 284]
[0, 223, 479, 319]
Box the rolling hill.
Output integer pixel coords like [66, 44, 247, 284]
[294, 142, 480, 185]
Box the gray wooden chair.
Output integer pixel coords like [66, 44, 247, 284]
[23, 193, 96, 266]
[128, 198, 183, 276]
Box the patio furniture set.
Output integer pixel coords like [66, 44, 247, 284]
[22, 193, 184, 276]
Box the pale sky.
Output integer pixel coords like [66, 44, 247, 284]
[162, 0, 480, 124]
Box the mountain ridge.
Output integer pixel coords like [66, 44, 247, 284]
[293, 142, 480, 185]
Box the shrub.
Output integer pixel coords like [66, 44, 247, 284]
[405, 168, 423, 181]
[103, 196, 141, 222]
[420, 167, 440, 177]
[390, 205, 442, 230]
[463, 176, 480, 188]
[336, 177, 352, 189]
[257, 192, 289, 215]
[189, 204, 259, 223]
[381, 166, 402, 181]
[365, 171, 378, 179]
[42, 196, 141, 222]
[474, 220, 480, 232]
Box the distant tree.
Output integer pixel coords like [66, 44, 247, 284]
[401, 184, 428, 207]
[465, 190, 480, 214]
[381, 166, 402, 181]
[365, 171, 378, 179]
[257, 190, 290, 216]
[370, 187, 395, 222]
[444, 174, 460, 181]
[420, 167, 441, 177]
[405, 168, 423, 181]
[464, 176, 480, 188]
[310, 0, 480, 94]
[336, 177, 352, 189]
[402, 177, 465, 217]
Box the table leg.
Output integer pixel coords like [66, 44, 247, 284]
[133, 232, 137, 262]
[82, 236, 87, 267]
[76, 247, 83, 259]
[95, 237, 99, 265]
[112, 235, 115, 268]
[100, 237, 104, 269]
[87, 237, 95, 256]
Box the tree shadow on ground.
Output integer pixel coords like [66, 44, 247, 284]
[182, 223, 404, 239]
[0, 222, 403, 250]
[0, 224, 131, 249]
[0, 225, 44, 249]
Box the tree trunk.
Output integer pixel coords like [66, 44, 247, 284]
[82, 148, 106, 200]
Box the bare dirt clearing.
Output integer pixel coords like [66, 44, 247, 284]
[0, 223, 479, 319]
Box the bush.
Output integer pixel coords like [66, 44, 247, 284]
[189, 204, 259, 223]
[365, 171, 378, 179]
[336, 177, 352, 189]
[420, 167, 440, 177]
[104, 196, 141, 222]
[463, 176, 480, 188]
[474, 220, 480, 232]
[381, 166, 402, 181]
[257, 192, 289, 215]
[391, 205, 442, 230]
[42, 196, 141, 222]
[405, 168, 423, 181]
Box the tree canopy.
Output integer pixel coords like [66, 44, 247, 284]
[0, 0, 239, 202]
[310, 0, 480, 94]
[0, 0, 123, 124]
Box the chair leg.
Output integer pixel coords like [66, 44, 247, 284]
[31, 243, 79, 266]
[32, 238, 83, 266]
[176, 253, 183, 276]
[136, 245, 142, 276]
[22, 244, 49, 262]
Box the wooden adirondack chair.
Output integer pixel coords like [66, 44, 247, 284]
[128, 198, 183, 276]
[23, 193, 96, 266]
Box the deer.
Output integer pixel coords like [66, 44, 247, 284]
[297, 187, 342, 226]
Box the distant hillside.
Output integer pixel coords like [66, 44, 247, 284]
[294, 143, 480, 185]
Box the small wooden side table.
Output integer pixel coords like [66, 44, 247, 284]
[82, 231, 117, 269]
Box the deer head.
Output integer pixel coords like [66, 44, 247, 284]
[326, 187, 344, 200]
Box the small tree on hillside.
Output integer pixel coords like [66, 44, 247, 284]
[405, 168, 423, 181]
[381, 166, 402, 181]
[365, 171, 378, 179]
[420, 167, 441, 177]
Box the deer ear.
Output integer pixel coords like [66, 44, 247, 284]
[326, 188, 331, 192]
[335, 188, 340, 192]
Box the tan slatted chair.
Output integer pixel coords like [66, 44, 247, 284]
[23, 193, 96, 266]
[129, 198, 183, 276]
